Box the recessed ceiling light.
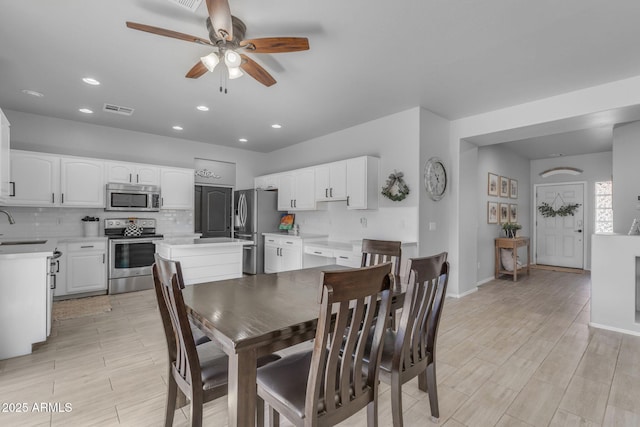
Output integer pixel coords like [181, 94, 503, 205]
[196, 105, 209, 111]
[548, 153, 564, 157]
[239, 138, 248, 143]
[172, 125, 183, 131]
[78, 108, 93, 114]
[21, 89, 44, 97]
[82, 77, 101, 86]
[271, 124, 282, 129]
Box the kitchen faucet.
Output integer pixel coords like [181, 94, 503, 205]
[0, 209, 15, 224]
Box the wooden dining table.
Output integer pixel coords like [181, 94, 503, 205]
[181, 264, 405, 427]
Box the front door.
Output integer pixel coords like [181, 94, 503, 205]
[535, 183, 585, 269]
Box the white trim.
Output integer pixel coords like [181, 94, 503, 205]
[533, 181, 587, 268]
[447, 287, 478, 299]
[589, 322, 640, 337]
[477, 276, 494, 286]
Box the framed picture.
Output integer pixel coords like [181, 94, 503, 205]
[509, 204, 518, 223]
[488, 173, 499, 196]
[499, 203, 510, 224]
[487, 201, 498, 224]
[499, 176, 509, 198]
[509, 179, 518, 199]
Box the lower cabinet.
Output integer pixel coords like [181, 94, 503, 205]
[264, 235, 303, 273]
[55, 239, 107, 298]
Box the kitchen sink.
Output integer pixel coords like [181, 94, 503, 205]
[0, 240, 47, 246]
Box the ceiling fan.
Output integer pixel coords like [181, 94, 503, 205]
[126, 0, 309, 87]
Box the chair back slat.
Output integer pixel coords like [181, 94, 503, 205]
[361, 239, 402, 278]
[305, 263, 393, 422]
[395, 252, 448, 372]
[153, 255, 202, 392]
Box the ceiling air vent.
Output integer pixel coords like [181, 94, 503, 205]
[103, 103, 135, 116]
[167, 0, 203, 12]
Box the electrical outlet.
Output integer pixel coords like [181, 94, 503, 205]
[360, 217, 367, 228]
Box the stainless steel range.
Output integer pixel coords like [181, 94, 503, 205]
[105, 218, 163, 294]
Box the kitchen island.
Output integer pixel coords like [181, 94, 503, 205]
[155, 237, 253, 285]
[0, 239, 56, 359]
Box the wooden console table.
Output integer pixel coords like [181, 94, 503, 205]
[495, 237, 530, 281]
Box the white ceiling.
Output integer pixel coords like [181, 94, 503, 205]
[1, 0, 639, 154]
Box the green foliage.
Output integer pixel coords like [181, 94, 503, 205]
[537, 202, 581, 218]
[381, 171, 410, 202]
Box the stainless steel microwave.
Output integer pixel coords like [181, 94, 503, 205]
[105, 183, 160, 212]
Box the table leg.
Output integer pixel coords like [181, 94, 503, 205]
[512, 243, 517, 282]
[527, 242, 531, 276]
[228, 348, 258, 427]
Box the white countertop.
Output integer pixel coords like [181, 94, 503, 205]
[0, 238, 58, 259]
[305, 240, 356, 252]
[262, 232, 329, 239]
[156, 237, 254, 247]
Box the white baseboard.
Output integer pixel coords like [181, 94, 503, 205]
[589, 322, 640, 337]
[447, 287, 478, 299]
[476, 276, 494, 287]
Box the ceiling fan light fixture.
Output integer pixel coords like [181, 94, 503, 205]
[224, 50, 241, 68]
[200, 52, 220, 72]
[228, 66, 243, 80]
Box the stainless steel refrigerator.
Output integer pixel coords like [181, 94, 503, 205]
[234, 189, 282, 274]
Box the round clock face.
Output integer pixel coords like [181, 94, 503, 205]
[424, 158, 447, 201]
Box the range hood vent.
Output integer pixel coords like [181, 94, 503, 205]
[103, 103, 135, 116]
[167, 0, 203, 12]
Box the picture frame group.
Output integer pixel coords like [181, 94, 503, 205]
[488, 173, 518, 199]
[487, 172, 518, 224]
[487, 201, 518, 224]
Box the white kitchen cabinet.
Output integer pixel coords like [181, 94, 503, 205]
[0, 109, 10, 201]
[315, 160, 346, 201]
[60, 157, 105, 207]
[63, 240, 107, 295]
[160, 167, 194, 210]
[255, 173, 279, 190]
[106, 161, 160, 185]
[263, 234, 303, 273]
[7, 150, 60, 206]
[277, 168, 316, 211]
[346, 156, 379, 210]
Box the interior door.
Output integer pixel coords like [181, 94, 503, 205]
[535, 183, 584, 268]
[200, 186, 232, 238]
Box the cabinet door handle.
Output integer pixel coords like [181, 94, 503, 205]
[56, 260, 60, 273]
[346, 195, 350, 206]
[52, 193, 55, 203]
[136, 174, 139, 183]
[129, 173, 132, 183]
[339, 256, 348, 259]
[314, 251, 322, 255]
[51, 274, 56, 290]
[102, 253, 105, 263]
[294, 199, 297, 208]
[330, 188, 333, 197]
[290, 199, 293, 208]
[61, 193, 64, 204]
[325, 188, 328, 198]
[81, 245, 94, 249]
[161, 197, 164, 207]
[9, 181, 15, 197]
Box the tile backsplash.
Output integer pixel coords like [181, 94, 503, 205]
[0, 206, 194, 239]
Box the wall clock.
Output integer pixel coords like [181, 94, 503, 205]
[424, 157, 447, 201]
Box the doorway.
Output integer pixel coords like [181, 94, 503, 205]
[534, 182, 586, 269]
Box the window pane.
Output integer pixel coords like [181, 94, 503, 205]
[596, 195, 612, 209]
[595, 181, 613, 234]
[596, 181, 612, 195]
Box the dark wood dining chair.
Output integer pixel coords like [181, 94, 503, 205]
[361, 238, 402, 278]
[374, 252, 449, 426]
[256, 263, 394, 427]
[152, 254, 280, 427]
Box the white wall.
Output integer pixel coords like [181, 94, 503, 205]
[4, 110, 266, 189]
[612, 121, 640, 233]
[264, 108, 421, 243]
[477, 145, 530, 283]
[531, 151, 612, 270]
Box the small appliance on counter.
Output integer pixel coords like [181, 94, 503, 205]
[105, 218, 163, 294]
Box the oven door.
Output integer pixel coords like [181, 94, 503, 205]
[109, 238, 160, 279]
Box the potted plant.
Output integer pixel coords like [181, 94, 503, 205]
[502, 222, 522, 238]
[81, 215, 99, 237]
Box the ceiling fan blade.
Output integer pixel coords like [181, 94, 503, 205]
[206, 0, 233, 41]
[186, 61, 208, 79]
[240, 54, 276, 87]
[126, 22, 213, 46]
[240, 37, 310, 54]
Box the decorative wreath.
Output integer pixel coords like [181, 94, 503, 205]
[537, 202, 581, 218]
[381, 170, 410, 202]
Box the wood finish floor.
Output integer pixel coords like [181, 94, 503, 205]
[0, 269, 637, 426]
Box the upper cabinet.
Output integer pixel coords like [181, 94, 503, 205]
[106, 161, 160, 186]
[277, 168, 316, 211]
[7, 151, 105, 207]
[0, 109, 10, 202]
[160, 167, 194, 210]
[7, 151, 60, 206]
[60, 158, 105, 207]
[315, 160, 346, 202]
[346, 156, 379, 210]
